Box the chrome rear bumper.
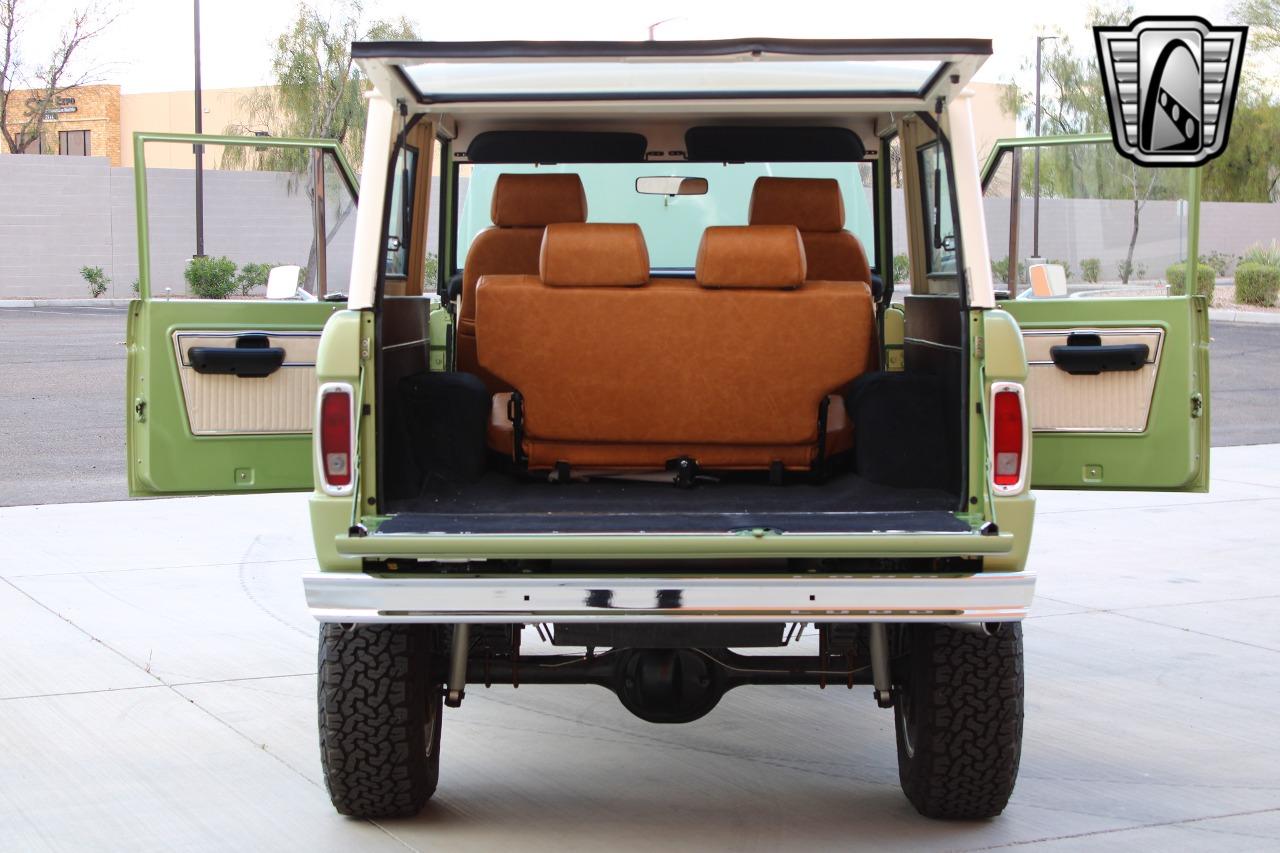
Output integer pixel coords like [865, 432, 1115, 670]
[303, 571, 1036, 624]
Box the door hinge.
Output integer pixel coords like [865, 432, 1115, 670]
[360, 338, 370, 360]
[133, 398, 146, 422]
[973, 336, 984, 359]
[1191, 393, 1204, 418]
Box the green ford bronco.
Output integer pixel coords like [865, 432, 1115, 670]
[126, 39, 1210, 820]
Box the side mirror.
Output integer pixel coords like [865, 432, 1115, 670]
[266, 265, 303, 300]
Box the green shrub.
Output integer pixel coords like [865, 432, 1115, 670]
[80, 265, 109, 298]
[991, 255, 1009, 282]
[1117, 259, 1147, 282]
[1081, 258, 1101, 283]
[892, 253, 910, 283]
[1200, 251, 1234, 277]
[423, 253, 439, 291]
[185, 256, 238, 299]
[1234, 262, 1280, 306]
[1241, 240, 1280, 268]
[131, 277, 140, 295]
[1166, 262, 1216, 296]
[235, 262, 275, 297]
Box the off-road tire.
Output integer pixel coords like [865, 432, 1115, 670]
[893, 623, 1023, 819]
[318, 623, 443, 818]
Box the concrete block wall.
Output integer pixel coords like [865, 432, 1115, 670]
[2, 156, 1278, 299]
[0, 157, 362, 300]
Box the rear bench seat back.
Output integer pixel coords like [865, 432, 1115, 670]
[476, 223, 874, 471]
[457, 173, 588, 390]
[748, 176, 873, 286]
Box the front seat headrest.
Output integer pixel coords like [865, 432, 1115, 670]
[695, 225, 807, 289]
[748, 177, 845, 233]
[540, 223, 650, 287]
[490, 173, 588, 227]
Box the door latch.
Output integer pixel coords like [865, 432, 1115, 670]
[1190, 393, 1204, 418]
[133, 398, 146, 422]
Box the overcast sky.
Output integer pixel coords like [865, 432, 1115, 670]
[17, 0, 1238, 101]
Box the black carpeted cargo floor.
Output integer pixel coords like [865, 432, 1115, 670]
[379, 469, 962, 535]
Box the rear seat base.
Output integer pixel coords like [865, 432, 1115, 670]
[489, 392, 852, 473]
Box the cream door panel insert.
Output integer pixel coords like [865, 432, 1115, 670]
[172, 331, 320, 435]
[1022, 328, 1164, 433]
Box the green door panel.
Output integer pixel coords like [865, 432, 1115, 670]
[1002, 295, 1209, 492]
[127, 299, 345, 496]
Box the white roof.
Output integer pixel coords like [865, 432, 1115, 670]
[354, 38, 991, 117]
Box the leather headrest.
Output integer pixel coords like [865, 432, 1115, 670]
[490, 173, 588, 227]
[748, 177, 845, 233]
[695, 226, 807, 290]
[540, 223, 650, 287]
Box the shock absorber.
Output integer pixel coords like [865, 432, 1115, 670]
[446, 624, 470, 707]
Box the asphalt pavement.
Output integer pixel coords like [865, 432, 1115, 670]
[0, 305, 1276, 505]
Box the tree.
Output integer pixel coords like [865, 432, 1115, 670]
[0, 0, 115, 154]
[1201, 82, 1280, 202]
[1210, 1, 1280, 202]
[222, 1, 417, 293]
[1232, 0, 1280, 51]
[223, 0, 416, 170]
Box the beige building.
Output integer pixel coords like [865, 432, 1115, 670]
[119, 86, 272, 168]
[3, 83, 268, 168]
[2, 84, 123, 163]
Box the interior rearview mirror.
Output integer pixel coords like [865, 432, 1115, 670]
[635, 176, 709, 196]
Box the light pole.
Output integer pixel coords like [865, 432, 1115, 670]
[1032, 34, 1057, 260]
[193, 0, 205, 257]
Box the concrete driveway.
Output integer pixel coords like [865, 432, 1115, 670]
[2, 443, 1278, 851]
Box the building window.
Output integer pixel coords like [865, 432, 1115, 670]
[58, 130, 90, 156]
[22, 136, 43, 154]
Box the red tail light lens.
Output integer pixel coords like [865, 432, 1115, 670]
[319, 388, 352, 490]
[991, 386, 1025, 490]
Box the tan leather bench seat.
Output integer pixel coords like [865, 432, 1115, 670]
[748, 176, 873, 284]
[456, 173, 588, 392]
[476, 222, 873, 472]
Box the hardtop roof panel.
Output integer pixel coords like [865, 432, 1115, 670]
[353, 38, 991, 108]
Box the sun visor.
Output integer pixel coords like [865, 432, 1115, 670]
[465, 130, 647, 163]
[685, 126, 867, 162]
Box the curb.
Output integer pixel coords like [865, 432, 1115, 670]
[0, 298, 133, 308]
[1209, 308, 1280, 326]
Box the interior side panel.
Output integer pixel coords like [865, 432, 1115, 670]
[902, 294, 964, 496]
[381, 296, 436, 499]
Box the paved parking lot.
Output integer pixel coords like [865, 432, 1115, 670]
[0, 305, 1276, 506]
[2, 444, 1278, 851]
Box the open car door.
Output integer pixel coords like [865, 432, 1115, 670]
[126, 133, 358, 496]
[982, 136, 1209, 491]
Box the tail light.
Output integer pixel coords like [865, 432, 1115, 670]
[316, 383, 355, 495]
[989, 382, 1028, 495]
